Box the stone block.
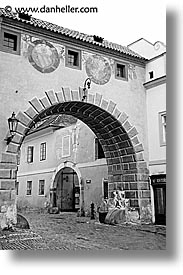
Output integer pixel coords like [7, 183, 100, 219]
[94, 93, 102, 106]
[101, 99, 108, 110]
[40, 96, 51, 108]
[55, 91, 65, 102]
[0, 190, 11, 201]
[71, 90, 80, 101]
[1, 153, 17, 164]
[134, 143, 144, 153]
[123, 120, 132, 132]
[16, 123, 28, 135]
[125, 191, 136, 198]
[0, 179, 15, 189]
[0, 163, 17, 170]
[138, 182, 150, 190]
[107, 101, 116, 114]
[129, 182, 138, 190]
[11, 132, 23, 144]
[135, 152, 144, 161]
[62, 87, 71, 101]
[113, 108, 121, 119]
[0, 169, 11, 179]
[123, 174, 136, 182]
[45, 90, 58, 105]
[118, 112, 128, 124]
[29, 97, 44, 112]
[16, 111, 31, 127]
[131, 136, 140, 146]
[130, 199, 139, 207]
[122, 155, 134, 163]
[126, 147, 135, 155]
[87, 93, 94, 104]
[137, 162, 147, 169]
[7, 143, 19, 154]
[128, 127, 138, 138]
[24, 106, 38, 119]
[129, 162, 137, 170]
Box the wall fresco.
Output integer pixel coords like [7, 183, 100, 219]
[21, 34, 64, 73]
[84, 54, 112, 85]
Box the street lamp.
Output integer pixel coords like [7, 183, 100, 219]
[82, 77, 91, 102]
[6, 112, 19, 144]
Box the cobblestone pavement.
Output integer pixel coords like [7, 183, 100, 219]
[0, 211, 166, 250]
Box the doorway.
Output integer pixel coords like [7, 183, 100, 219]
[151, 175, 166, 225]
[56, 167, 80, 211]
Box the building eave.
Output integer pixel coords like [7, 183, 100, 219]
[144, 75, 166, 90]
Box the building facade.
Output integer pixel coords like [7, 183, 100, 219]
[17, 114, 108, 212]
[0, 8, 166, 228]
[128, 39, 166, 224]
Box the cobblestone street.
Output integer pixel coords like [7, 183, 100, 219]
[0, 211, 166, 250]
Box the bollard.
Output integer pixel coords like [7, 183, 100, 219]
[90, 202, 95, 220]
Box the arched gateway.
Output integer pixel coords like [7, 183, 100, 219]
[0, 87, 151, 227]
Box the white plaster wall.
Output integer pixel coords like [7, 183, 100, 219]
[146, 83, 166, 170]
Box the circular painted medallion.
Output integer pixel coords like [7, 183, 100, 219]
[28, 40, 60, 73]
[85, 55, 111, 85]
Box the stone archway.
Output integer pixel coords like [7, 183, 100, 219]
[0, 87, 151, 228]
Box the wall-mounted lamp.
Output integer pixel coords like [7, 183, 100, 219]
[5, 112, 19, 144]
[82, 77, 91, 102]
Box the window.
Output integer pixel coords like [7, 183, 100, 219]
[27, 146, 34, 163]
[115, 63, 128, 80]
[26, 181, 32, 195]
[66, 47, 81, 69]
[159, 111, 166, 146]
[0, 29, 20, 55]
[95, 138, 105, 160]
[62, 135, 70, 157]
[40, 142, 46, 161]
[38, 180, 45, 196]
[15, 181, 19, 196]
[149, 71, 154, 79]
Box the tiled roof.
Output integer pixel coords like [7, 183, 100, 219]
[29, 114, 77, 134]
[0, 7, 145, 60]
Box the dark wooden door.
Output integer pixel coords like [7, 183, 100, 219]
[153, 185, 166, 225]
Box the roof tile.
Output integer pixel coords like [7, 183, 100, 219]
[0, 7, 145, 60]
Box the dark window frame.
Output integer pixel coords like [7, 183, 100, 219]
[40, 142, 46, 161]
[159, 111, 166, 146]
[65, 47, 81, 70]
[0, 27, 21, 55]
[115, 62, 128, 81]
[26, 181, 32, 196]
[38, 180, 45, 196]
[27, 146, 34, 163]
[95, 138, 105, 160]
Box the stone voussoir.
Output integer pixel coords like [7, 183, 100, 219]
[24, 106, 39, 119]
[1, 153, 17, 164]
[29, 97, 45, 113]
[45, 90, 58, 105]
[62, 87, 71, 101]
[7, 143, 20, 154]
[40, 96, 51, 109]
[16, 111, 32, 127]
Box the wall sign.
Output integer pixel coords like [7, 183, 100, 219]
[28, 40, 60, 73]
[86, 179, 91, 184]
